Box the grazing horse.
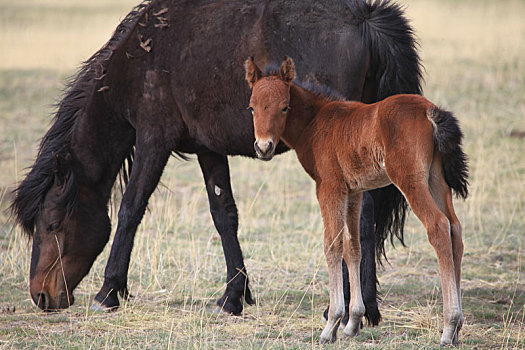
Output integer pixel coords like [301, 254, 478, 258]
[245, 57, 468, 345]
[10, 0, 422, 322]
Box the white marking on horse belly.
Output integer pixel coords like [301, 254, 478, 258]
[214, 185, 222, 196]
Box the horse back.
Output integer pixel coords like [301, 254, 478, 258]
[99, 0, 370, 156]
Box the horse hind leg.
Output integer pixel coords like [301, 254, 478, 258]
[390, 174, 462, 346]
[429, 155, 464, 345]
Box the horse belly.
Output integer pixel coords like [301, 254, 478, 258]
[344, 166, 391, 192]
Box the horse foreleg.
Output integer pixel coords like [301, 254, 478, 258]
[359, 191, 381, 326]
[92, 132, 171, 311]
[322, 191, 380, 328]
[318, 185, 346, 344]
[342, 193, 366, 337]
[198, 151, 254, 315]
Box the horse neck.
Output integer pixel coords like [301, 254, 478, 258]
[281, 83, 330, 148]
[67, 100, 134, 202]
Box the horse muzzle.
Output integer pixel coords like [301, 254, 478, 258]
[254, 139, 275, 161]
[31, 289, 74, 311]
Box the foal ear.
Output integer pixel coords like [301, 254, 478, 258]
[244, 56, 262, 89]
[279, 56, 295, 82]
[53, 152, 71, 189]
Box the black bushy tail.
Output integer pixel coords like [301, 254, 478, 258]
[428, 107, 469, 199]
[346, 0, 424, 263]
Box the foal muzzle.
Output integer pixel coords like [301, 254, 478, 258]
[254, 140, 275, 160]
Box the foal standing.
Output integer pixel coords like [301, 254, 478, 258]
[245, 57, 468, 345]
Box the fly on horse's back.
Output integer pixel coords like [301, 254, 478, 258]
[246, 57, 468, 346]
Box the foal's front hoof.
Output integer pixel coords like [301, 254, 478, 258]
[319, 334, 337, 344]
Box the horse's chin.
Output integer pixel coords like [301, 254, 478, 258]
[256, 152, 274, 161]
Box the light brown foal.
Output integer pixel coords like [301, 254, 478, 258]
[245, 57, 468, 345]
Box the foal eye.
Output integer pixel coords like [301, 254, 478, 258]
[48, 223, 60, 232]
[247, 107, 254, 114]
[282, 106, 289, 112]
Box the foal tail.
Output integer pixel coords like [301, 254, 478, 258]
[428, 107, 469, 199]
[347, 0, 423, 262]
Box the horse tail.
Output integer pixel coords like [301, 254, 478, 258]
[346, 0, 423, 263]
[428, 107, 469, 199]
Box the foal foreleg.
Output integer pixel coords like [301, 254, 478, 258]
[318, 186, 346, 344]
[342, 193, 366, 337]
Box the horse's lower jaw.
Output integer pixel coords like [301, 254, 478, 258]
[256, 152, 274, 161]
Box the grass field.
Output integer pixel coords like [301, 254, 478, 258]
[1, 0, 524, 348]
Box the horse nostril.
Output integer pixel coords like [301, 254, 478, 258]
[267, 140, 274, 151]
[35, 292, 49, 310]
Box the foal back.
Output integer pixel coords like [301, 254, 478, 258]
[309, 94, 435, 193]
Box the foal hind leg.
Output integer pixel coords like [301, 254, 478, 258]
[318, 184, 347, 344]
[198, 151, 254, 315]
[342, 193, 366, 337]
[429, 156, 464, 344]
[393, 177, 462, 346]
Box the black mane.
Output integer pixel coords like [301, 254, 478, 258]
[10, 0, 152, 237]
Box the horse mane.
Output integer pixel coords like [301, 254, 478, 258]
[263, 64, 345, 103]
[11, 0, 154, 237]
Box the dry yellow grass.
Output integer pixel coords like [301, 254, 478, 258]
[0, 0, 524, 349]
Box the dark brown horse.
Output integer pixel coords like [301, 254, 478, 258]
[246, 57, 468, 345]
[11, 0, 422, 323]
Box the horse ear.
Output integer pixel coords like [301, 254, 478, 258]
[53, 152, 71, 189]
[279, 56, 295, 82]
[245, 56, 262, 88]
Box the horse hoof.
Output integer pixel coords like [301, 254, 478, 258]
[90, 301, 116, 312]
[213, 306, 231, 315]
[343, 323, 361, 337]
[319, 335, 337, 344]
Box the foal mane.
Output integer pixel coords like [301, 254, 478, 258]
[11, 0, 154, 237]
[263, 64, 345, 102]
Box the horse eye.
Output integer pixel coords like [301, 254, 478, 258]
[48, 223, 60, 232]
[282, 106, 289, 112]
[247, 107, 254, 114]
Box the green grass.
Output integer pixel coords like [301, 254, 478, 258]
[1, 0, 524, 349]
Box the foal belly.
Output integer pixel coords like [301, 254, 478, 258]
[343, 166, 391, 192]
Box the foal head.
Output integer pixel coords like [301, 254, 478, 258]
[245, 56, 295, 160]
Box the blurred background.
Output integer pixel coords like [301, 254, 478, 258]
[0, 0, 524, 348]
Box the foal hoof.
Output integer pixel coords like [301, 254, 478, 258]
[90, 300, 117, 312]
[319, 334, 336, 344]
[343, 324, 361, 338]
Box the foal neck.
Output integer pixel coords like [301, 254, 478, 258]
[281, 83, 331, 148]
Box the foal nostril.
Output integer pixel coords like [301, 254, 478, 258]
[255, 140, 274, 156]
[34, 292, 49, 310]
